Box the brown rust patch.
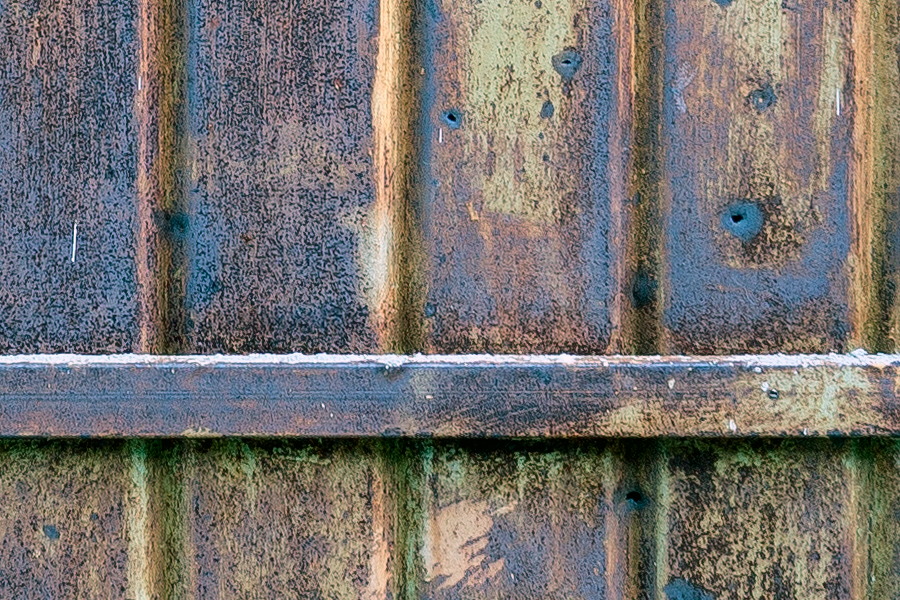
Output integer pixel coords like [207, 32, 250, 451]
[0, 0, 141, 352]
[661, 0, 858, 353]
[420, 0, 630, 353]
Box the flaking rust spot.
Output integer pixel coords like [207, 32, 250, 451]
[456, 0, 579, 221]
[425, 499, 513, 590]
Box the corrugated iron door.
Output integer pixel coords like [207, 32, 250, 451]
[0, 0, 898, 597]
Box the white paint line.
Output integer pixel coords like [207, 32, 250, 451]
[70, 222, 78, 263]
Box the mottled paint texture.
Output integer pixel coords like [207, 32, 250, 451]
[661, 0, 859, 353]
[0, 0, 140, 352]
[182, 440, 392, 599]
[0, 442, 137, 599]
[421, 442, 618, 599]
[419, 0, 630, 353]
[661, 440, 856, 599]
[184, 0, 382, 352]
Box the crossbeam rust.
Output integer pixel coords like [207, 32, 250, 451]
[0, 354, 897, 438]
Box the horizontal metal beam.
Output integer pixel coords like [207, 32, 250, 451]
[0, 353, 897, 438]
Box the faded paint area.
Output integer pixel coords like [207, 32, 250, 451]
[728, 365, 883, 435]
[0, 0, 140, 352]
[858, 440, 900, 598]
[420, 0, 629, 352]
[421, 442, 616, 599]
[662, 440, 856, 599]
[184, 0, 383, 353]
[662, 0, 858, 353]
[0, 441, 137, 598]
[871, 0, 900, 351]
[182, 440, 391, 599]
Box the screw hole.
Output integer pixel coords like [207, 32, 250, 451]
[768, 389, 779, 400]
[748, 83, 777, 112]
[624, 490, 649, 509]
[441, 109, 462, 129]
[721, 202, 764, 242]
[552, 49, 583, 81]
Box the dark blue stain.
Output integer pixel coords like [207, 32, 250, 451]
[721, 202, 764, 242]
[712, 0, 733, 7]
[632, 269, 658, 308]
[167, 212, 190, 241]
[540, 100, 555, 119]
[748, 83, 777, 112]
[665, 578, 716, 600]
[441, 109, 462, 129]
[552, 49, 583, 81]
[43, 525, 60, 540]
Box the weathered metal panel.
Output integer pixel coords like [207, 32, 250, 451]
[0, 354, 898, 438]
[660, 0, 861, 353]
[657, 440, 857, 599]
[419, 442, 624, 598]
[181, 440, 393, 599]
[0, 441, 148, 599]
[418, 0, 631, 353]
[0, 0, 141, 352]
[184, 0, 385, 353]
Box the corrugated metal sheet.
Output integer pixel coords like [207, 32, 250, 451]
[1, 0, 900, 597]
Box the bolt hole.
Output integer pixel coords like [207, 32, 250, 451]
[721, 202, 764, 242]
[552, 49, 583, 81]
[625, 490, 649, 509]
[441, 109, 462, 129]
[768, 389, 779, 400]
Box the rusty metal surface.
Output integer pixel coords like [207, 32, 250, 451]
[183, 0, 384, 353]
[420, 442, 620, 598]
[661, 440, 856, 599]
[0, 354, 898, 437]
[0, 441, 137, 599]
[0, 0, 141, 353]
[660, 0, 861, 354]
[180, 440, 391, 599]
[418, 0, 630, 354]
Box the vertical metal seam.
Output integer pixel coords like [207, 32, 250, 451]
[371, 0, 425, 353]
[136, 0, 189, 354]
[624, 0, 665, 355]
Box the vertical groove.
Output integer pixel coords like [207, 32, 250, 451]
[625, 440, 669, 600]
[869, 0, 900, 351]
[381, 440, 429, 600]
[126, 441, 153, 600]
[146, 441, 192, 600]
[848, 0, 887, 352]
[371, 0, 425, 353]
[624, 0, 665, 355]
[136, 0, 189, 354]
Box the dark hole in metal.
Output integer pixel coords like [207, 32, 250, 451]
[721, 202, 764, 242]
[625, 490, 649, 509]
[768, 389, 780, 400]
[748, 83, 777, 112]
[552, 49, 583, 81]
[442, 109, 462, 129]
